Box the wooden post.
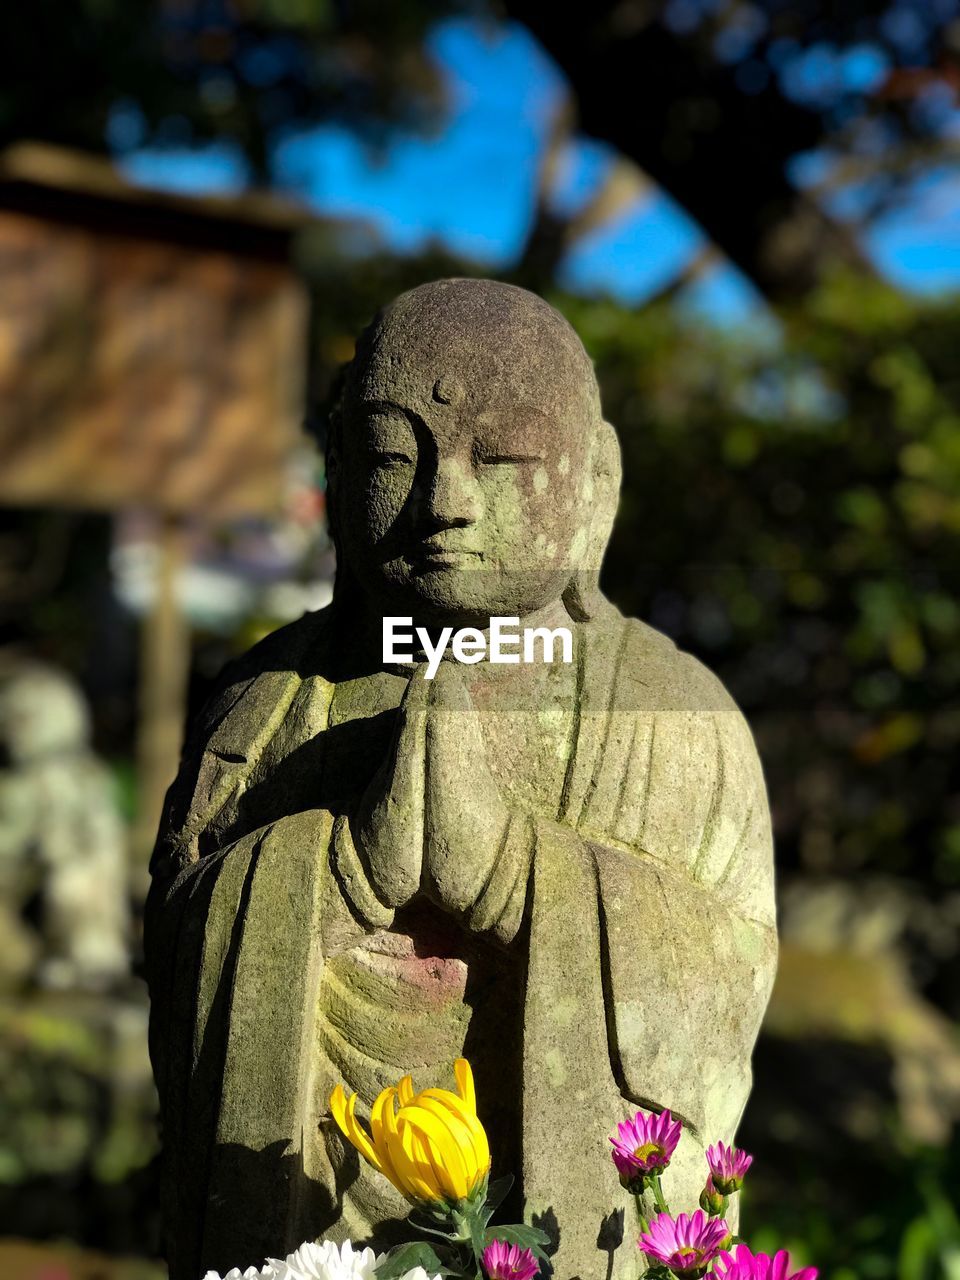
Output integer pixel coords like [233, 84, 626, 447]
[133, 515, 190, 891]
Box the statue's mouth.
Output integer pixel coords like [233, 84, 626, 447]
[408, 539, 483, 570]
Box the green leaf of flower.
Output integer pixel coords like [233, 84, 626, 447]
[482, 1223, 552, 1262]
[481, 1172, 519, 1223]
[375, 1241, 447, 1279]
[483, 1174, 515, 1218]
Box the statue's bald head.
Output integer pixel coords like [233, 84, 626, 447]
[329, 278, 619, 627]
[341, 278, 602, 438]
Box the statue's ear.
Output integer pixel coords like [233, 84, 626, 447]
[562, 419, 622, 622]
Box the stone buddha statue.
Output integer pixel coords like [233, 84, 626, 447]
[145, 279, 777, 1280]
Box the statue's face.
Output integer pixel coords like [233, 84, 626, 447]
[334, 319, 600, 627]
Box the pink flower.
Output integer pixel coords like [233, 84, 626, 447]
[714, 1243, 818, 1280]
[638, 1210, 730, 1276]
[482, 1239, 539, 1280]
[610, 1108, 682, 1188]
[706, 1141, 754, 1194]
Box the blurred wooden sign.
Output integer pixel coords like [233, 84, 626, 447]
[0, 144, 310, 519]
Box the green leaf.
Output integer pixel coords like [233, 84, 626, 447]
[482, 1223, 552, 1262]
[899, 1215, 934, 1280]
[482, 1175, 514, 1220]
[376, 1241, 446, 1280]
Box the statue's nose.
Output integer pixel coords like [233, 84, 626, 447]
[419, 458, 481, 527]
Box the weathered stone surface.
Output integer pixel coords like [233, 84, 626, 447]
[146, 280, 777, 1280]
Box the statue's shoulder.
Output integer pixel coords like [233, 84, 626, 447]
[152, 608, 335, 874]
[187, 606, 334, 752]
[592, 602, 740, 717]
[577, 605, 772, 906]
[211, 604, 331, 687]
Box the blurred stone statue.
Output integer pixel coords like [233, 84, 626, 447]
[0, 658, 129, 990]
[146, 280, 778, 1280]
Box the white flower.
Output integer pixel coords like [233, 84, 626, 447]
[202, 1267, 278, 1280]
[268, 1239, 383, 1280]
[202, 1239, 440, 1280]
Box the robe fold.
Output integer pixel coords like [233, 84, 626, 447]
[146, 600, 776, 1280]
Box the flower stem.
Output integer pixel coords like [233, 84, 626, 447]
[634, 1192, 649, 1234]
[651, 1175, 670, 1217]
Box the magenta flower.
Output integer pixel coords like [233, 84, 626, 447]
[482, 1239, 539, 1280]
[610, 1107, 682, 1189]
[706, 1140, 754, 1194]
[714, 1243, 818, 1280]
[638, 1210, 731, 1277]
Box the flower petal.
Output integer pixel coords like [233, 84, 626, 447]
[345, 1090, 384, 1174]
[370, 1087, 404, 1191]
[417, 1088, 490, 1175]
[329, 1084, 349, 1136]
[453, 1058, 476, 1114]
[330, 1086, 383, 1175]
[392, 1116, 443, 1201]
[401, 1103, 470, 1200]
[415, 1093, 484, 1184]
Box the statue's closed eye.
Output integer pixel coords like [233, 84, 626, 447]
[363, 407, 416, 467]
[474, 448, 545, 466]
[368, 449, 414, 468]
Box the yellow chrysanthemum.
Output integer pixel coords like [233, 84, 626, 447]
[329, 1058, 490, 1204]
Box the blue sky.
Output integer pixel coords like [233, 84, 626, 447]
[116, 17, 960, 324]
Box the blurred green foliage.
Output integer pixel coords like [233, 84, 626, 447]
[0, 995, 159, 1254]
[742, 1030, 960, 1279]
[748, 1143, 960, 1280]
[555, 275, 960, 899]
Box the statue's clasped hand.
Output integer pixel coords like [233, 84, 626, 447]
[354, 662, 511, 915]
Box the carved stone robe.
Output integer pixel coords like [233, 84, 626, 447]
[146, 598, 777, 1280]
